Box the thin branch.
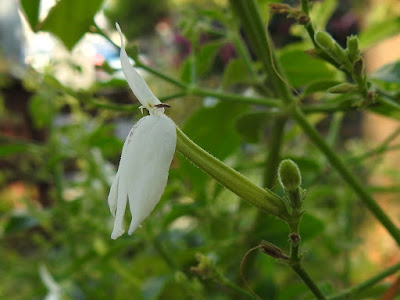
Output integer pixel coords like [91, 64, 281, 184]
[328, 262, 400, 300]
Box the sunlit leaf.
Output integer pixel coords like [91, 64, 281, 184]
[370, 61, 400, 84]
[20, 0, 41, 31]
[279, 49, 340, 88]
[40, 0, 104, 50]
[359, 17, 400, 50]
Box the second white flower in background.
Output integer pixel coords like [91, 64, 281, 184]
[108, 23, 176, 240]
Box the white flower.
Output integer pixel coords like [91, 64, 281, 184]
[108, 24, 176, 240]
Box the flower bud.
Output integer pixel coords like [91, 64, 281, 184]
[260, 240, 289, 260]
[346, 35, 360, 62]
[327, 83, 358, 94]
[278, 159, 301, 192]
[315, 31, 335, 52]
[353, 58, 365, 78]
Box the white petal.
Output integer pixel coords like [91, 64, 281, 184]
[115, 23, 161, 114]
[111, 179, 128, 240]
[116, 114, 176, 235]
[108, 172, 120, 217]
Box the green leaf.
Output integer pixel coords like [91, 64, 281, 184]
[300, 213, 325, 241]
[179, 58, 192, 84]
[196, 41, 223, 76]
[88, 125, 123, 158]
[309, 0, 337, 29]
[368, 96, 400, 120]
[370, 61, 400, 84]
[183, 102, 245, 160]
[161, 202, 200, 228]
[4, 215, 39, 234]
[178, 102, 246, 192]
[235, 110, 273, 143]
[40, 0, 104, 50]
[20, 0, 41, 31]
[29, 95, 53, 129]
[279, 49, 339, 88]
[257, 213, 324, 247]
[142, 276, 168, 300]
[303, 80, 341, 96]
[0, 144, 29, 157]
[222, 58, 251, 88]
[359, 17, 400, 50]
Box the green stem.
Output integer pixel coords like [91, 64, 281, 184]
[287, 203, 326, 300]
[328, 262, 400, 300]
[175, 125, 289, 219]
[290, 263, 327, 300]
[93, 24, 187, 90]
[301, 103, 353, 114]
[229, 0, 294, 102]
[217, 271, 259, 299]
[159, 92, 187, 102]
[135, 61, 187, 89]
[300, 0, 309, 15]
[326, 112, 344, 147]
[191, 87, 280, 106]
[231, 30, 272, 95]
[350, 126, 400, 163]
[300, 0, 318, 49]
[263, 116, 287, 188]
[292, 106, 400, 246]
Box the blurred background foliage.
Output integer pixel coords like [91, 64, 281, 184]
[0, 0, 400, 299]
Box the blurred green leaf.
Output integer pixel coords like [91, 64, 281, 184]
[142, 276, 168, 300]
[179, 102, 246, 192]
[162, 202, 200, 228]
[40, 0, 104, 50]
[359, 17, 400, 50]
[197, 41, 223, 76]
[0, 144, 29, 157]
[4, 215, 39, 234]
[279, 50, 339, 88]
[309, 0, 337, 29]
[235, 110, 274, 143]
[370, 61, 400, 84]
[368, 97, 400, 120]
[179, 58, 192, 84]
[222, 58, 251, 88]
[20, 0, 41, 31]
[258, 213, 324, 247]
[29, 95, 53, 129]
[183, 102, 245, 160]
[303, 80, 341, 96]
[88, 125, 123, 158]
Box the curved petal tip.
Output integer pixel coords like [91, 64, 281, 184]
[111, 227, 125, 240]
[115, 22, 124, 48]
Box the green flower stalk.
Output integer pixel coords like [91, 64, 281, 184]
[176, 126, 289, 219]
